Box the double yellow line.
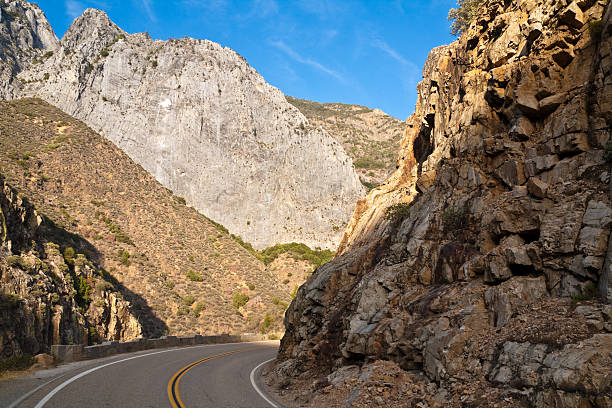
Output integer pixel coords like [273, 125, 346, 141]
[167, 347, 259, 408]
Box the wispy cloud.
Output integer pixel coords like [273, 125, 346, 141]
[251, 0, 278, 16]
[65, 0, 85, 19]
[371, 39, 412, 67]
[142, 0, 157, 22]
[270, 40, 344, 81]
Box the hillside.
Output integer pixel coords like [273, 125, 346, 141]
[269, 0, 612, 406]
[8, 2, 364, 250]
[0, 98, 293, 338]
[1, 175, 142, 360]
[286, 96, 405, 188]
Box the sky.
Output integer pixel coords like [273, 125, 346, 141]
[36, 0, 458, 120]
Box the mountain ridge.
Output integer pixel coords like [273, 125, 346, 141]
[6, 1, 364, 250]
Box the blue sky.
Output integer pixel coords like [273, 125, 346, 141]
[37, 0, 457, 120]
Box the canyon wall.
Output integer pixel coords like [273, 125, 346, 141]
[272, 0, 612, 406]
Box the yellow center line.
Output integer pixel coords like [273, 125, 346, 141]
[167, 347, 261, 408]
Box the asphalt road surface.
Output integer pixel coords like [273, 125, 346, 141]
[0, 341, 282, 408]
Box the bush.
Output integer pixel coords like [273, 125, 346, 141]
[63, 247, 75, 266]
[0, 354, 34, 373]
[385, 203, 411, 221]
[441, 207, 467, 232]
[260, 313, 273, 334]
[75, 275, 92, 307]
[0, 293, 21, 310]
[186, 270, 203, 282]
[183, 295, 195, 306]
[259, 242, 334, 267]
[448, 0, 483, 35]
[589, 20, 603, 38]
[6, 255, 28, 270]
[95, 280, 113, 293]
[118, 249, 131, 266]
[232, 292, 249, 309]
[247, 283, 255, 290]
[166, 280, 175, 289]
[193, 302, 205, 317]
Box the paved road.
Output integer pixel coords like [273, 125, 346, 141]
[0, 341, 281, 408]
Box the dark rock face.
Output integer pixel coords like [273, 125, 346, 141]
[0, 178, 141, 358]
[272, 0, 612, 406]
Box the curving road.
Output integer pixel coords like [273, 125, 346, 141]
[0, 341, 282, 408]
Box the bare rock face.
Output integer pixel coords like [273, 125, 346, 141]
[0, 177, 142, 358]
[0, 0, 58, 99]
[15, 8, 363, 250]
[271, 0, 612, 406]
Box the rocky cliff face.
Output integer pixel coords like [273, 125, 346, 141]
[0, 177, 141, 359]
[0, 0, 58, 99]
[270, 0, 612, 406]
[12, 6, 363, 250]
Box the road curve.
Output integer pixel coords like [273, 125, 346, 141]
[1, 341, 281, 408]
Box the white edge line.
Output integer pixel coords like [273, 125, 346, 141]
[31, 341, 275, 408]
[6, 373, 68, 408]
[250, 358, 280, 408]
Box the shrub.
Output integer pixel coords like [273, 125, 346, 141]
[0, 293, 21, 310]
[95, 280, 113, 293]
[589, 20, 603, 39]
[166, 280, 175, 289]
[268, 333, 280, 340]
[183, 295, 195, 306]
[75, 275, 92, 307]
[441, 207, 467, 232]
[94, 299, 105, 307]
[448, 0, 483, 36]
[232, 292, 249, 309]
[6, 255, 28, 270]
[186, 269, 203, 282]
[260, 313, 273, 334]
[291, 285, 299, 299]
[385, 203, 411, 221]
[43, 73, 50, 81]
[283, 279, 290, 285]
[259, 242, 334, 267]
[0, 354, 34, 373]
[50, 293, 60, 304]
[100, 49, 109, 57]
[247, 283, 255, 290]
[193, 302, 205, 317]
[118, 249, 131, 266]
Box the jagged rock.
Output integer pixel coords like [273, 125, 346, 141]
[272, 0, 612, 406]
[527, 177, 549, 198]
[539, 93, 566, 116]
[0, 0, 58, 99]
[0, 177, 142, 357]
[559, 2, 585, 29]
[8, 7, 364, 250]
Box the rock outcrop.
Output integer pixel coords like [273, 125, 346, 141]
[0, 177, 142, 359]
[270, 0, 612, 406]
[9, 5, 363, 250]
[0, 0, 58, 99]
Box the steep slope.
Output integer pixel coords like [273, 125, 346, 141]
[15, 7, 364, 250]
[0, 176, 142, 359]
[0, 98, 292, 338]
[287, 96, 405, 188]
[0, 0, 58, 99]
[270, 0, 612, 407]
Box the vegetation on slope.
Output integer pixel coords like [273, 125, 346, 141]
[0, 98, 295, 336]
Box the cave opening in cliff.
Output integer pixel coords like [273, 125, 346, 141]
[414, 113, 435, 174]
